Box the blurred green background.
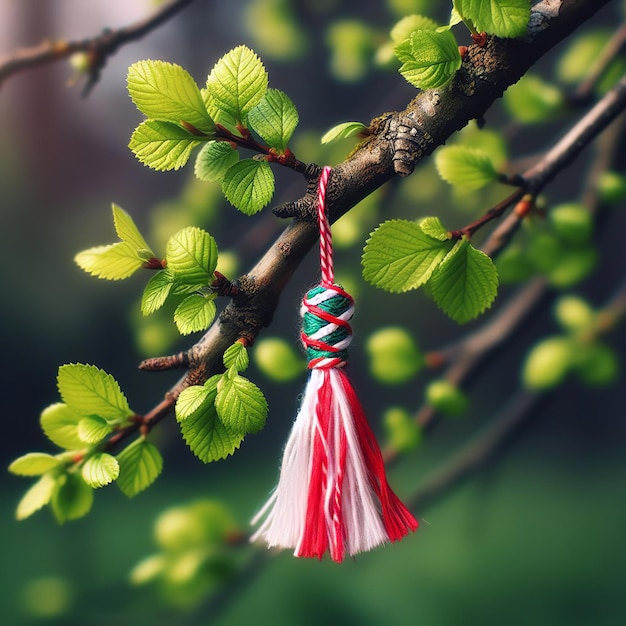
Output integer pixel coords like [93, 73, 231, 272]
[1, 1, 625, 624]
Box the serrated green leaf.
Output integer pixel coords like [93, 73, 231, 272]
[127, 60, 215, 133]
[40, 403, 84, 450]
[419, 217, 450, 241]
[456, 0, 530, 38]
[247, 89, 299, 152]
[51, 473, 94, 523]
[166, 227, 218, 286]
[77, 415, 112, 444]
[216, 375, 268, 434]
[222, 159, 274, 215]
[206, 45, 268, 120]
[176, 378, 218, 422]
[428, 239, 499, 323]
[321, 121, 367, 144]
[180, 399, 245, 462]
[130, 120, 203, 171]
[391, 15, 439, 42]
[363, 220, 452, 292]
[57, 364, 132, 421]
[434, 146, 498, 190]
[9, 453, 60, 476]
[16, 473, 57, 520]
[503, 74, 564, 123]
[174, 294, 217, 335]
[75, 242, 144, 280]
[116, 439, 163, 497]
[111, 203, 153, 255]
[397, 29, 462, 89]
[438, 7, 463, 31]
[194, 141, 240, 183]
[81, 453, 120, 488]
[223, 341, 249, 372]
[141, 270, 174, 316]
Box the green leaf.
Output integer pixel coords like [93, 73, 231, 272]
[397, 29, 462, 90]
[194, 141, 240, 183]
[391, 15, 439, 42]
[223, 341, 249, 372]
[366, 326, 423, 385]
[522, 336, 573, 390]
[77, 415, 112, 444]
[127, 60, 215, 133]
[428, 239, 499, 323]
[247, 89, 299, 152]
[180, 399, 245, 463]
[141, 270, 174, 316]
[425, 380, 469, 416]
[81, 453, 120, 488]
[222, 159, 275, 215]
[321, 121, 368, 144]
[206, 45, 268, 120]
[116, 439, 163, 497]
[419, 216, 450, 241]
[216, 375, 268, 434]
[40, 403, 84, 450]
[111, 203, 153, 255]
[252, 337, 306, 382]
[455, 0, 530, 38]
[503, 74, 564, 123]
[57, 364, 132, 421]
[174, 294, 217, 335]
[176, 378, 218, 422]
[9, 453, 60, 476]
[51, 473, 94, 523]
[434, 146, 499, 190]
[75, 242, 144, 280]
[166, 227, 218, 286]
[362, 220, 452, 292]
[16, 473, 57, 521]
[129, 120, 203, 171]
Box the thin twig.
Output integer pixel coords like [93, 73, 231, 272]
[0, 0, 197, 95]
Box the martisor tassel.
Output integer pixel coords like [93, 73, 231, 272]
[251, 167, 418, 562]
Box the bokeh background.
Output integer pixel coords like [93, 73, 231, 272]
[1, 1, 625, 624]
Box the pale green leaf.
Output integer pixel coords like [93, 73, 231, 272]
[40, 403, 84, 450]
[428, 239, 499, 323]
[247, 89, 299, 152]
[77, 415, 112, 444]
[127, 60, 214, 133]
[206, 45, 268, 119]
[503, 74, 564, 123]
[141, 270, 174, 316]
[419, 217, 451, 241]
[116, 439, 163, 497]
[51, 473, 94, 523]
[397, 29, 462, 89]
[362, 220, 452, 292]
[166, 226, 218, 286]
[391, 15, 439, 42]
[194, 141, 240, 183]
[321, 121, 367, 144]
[174, 294, 217, 335]
[75, 242, 144, 280]
[434, 145, 498, 189]
[216, 375, 268, 434]
[180, 398, 245, 463]
[222, 159, 274, 215]
[222, 341, 249, 372]
[456, 0, 530, 38]
[9, 453, 60, 476]
[176, 378, 218, 422]
[16, 473, 57, 520]
[111, 204, 154, 255]
[129, 120, 203, 171]
[57, 363, 132, 421]
[81, 453, 120, 488]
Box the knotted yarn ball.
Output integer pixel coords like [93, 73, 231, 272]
[301, 283, 355, 369]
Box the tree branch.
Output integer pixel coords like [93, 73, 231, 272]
[0, 0, 197, 95]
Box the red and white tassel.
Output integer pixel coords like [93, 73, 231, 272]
[251, 166, 418, 562]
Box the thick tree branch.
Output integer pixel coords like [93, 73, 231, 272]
[0, 0, 197, 95]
